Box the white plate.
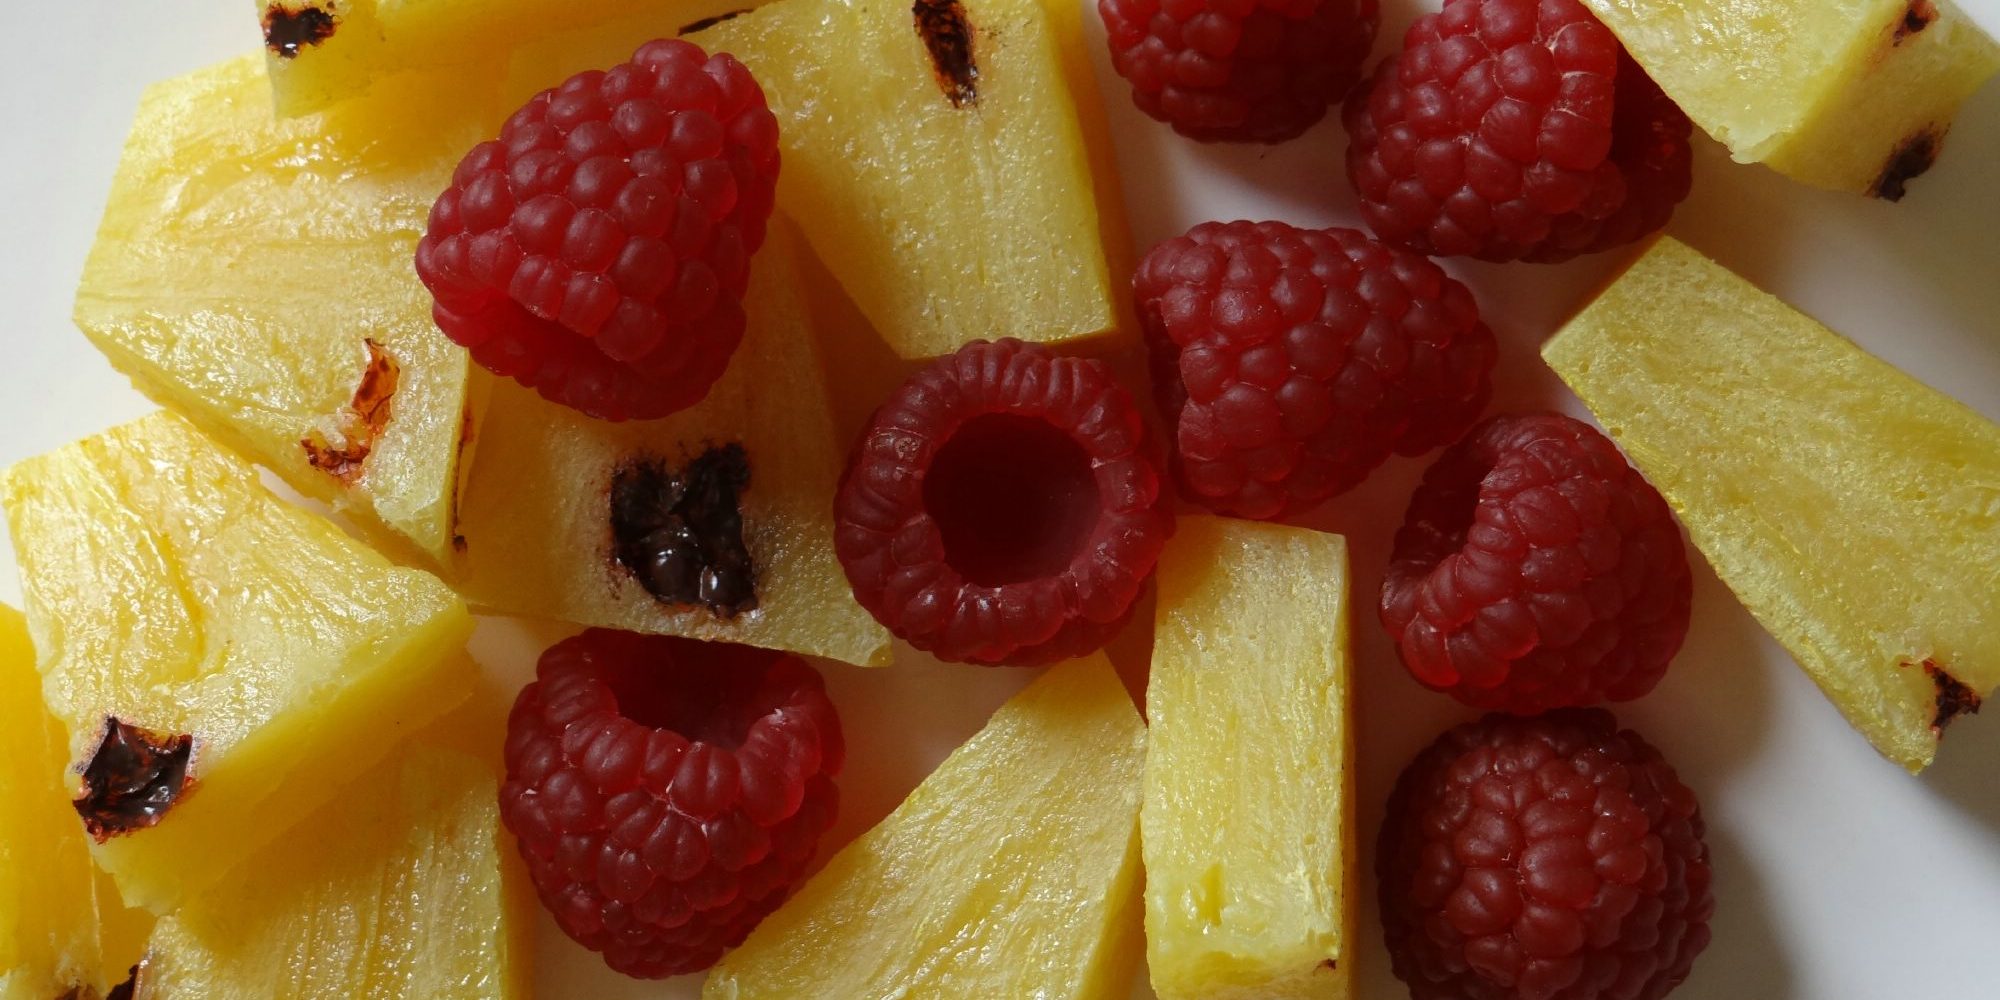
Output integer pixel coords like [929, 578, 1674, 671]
[3, 2, 1998, 998]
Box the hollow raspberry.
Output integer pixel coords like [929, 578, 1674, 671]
[833, 339, 1175, 666]
[1135, 221, 1496, 520]
[500, 629, 842, 978]
[1342, 0, 1692, 263]
[1382, 413, 1691, 714]
[416, 38, 780, 421]
[1378, 710, 1714, 1000]
[1100, 0, 1380, 143]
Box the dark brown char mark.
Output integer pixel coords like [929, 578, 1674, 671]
[302, 338, 399, 484]
[610, 444, 759, 618]
[679, 9, 752, 35]
[263, 3, 340, 59]
[1896, 0, 1938, 44]
[74, 719, 194, 842]
[1921, 660, 1983, 736]
[914, 0, 980, 108]
[1871, 128, 1942, 201]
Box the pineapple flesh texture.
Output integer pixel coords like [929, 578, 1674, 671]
[1544, 237, 2000, 773]
[703, 655, 1147, 1000]
[132, 741, 531, 999]
[1144, 518, 1356, 1000]
[448, 227, 893, 668]
[74, 54, 490, 564]
[1578, 0, 2000, 196]
[0, 605, 110, 1000]
[1, 411, 478, 912]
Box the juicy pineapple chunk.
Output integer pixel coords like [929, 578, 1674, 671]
[75, 54, 491, 563]
[1144, 518, 1356, 1000]
[704, 655, 1147, 999]
[1544, 237, 2000, 772]
[448, 227, 892, 667]
[132, 737, 531, 999]
[0, 605, 111, 1000]
[1578, 0, 2000, 197]
[1, 411, 478, 912]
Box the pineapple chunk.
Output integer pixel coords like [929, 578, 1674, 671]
[74, 54, 491, 564]
[1544, 236, 2000, 772]
[703, 655, 1147, 999]
[448, 227, 893, 667]
[131, 737, 531, 998]
[0, 604, 111, 1000]
[513, 0, 1124, 359]
[1, 411, 478, 912]
[1578, 0, 2000, 197]
[1144, 518, 1356, 1000]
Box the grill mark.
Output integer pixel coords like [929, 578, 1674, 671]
[914, 0, 980, 108]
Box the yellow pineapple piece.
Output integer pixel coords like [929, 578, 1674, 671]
[448, 227, 892, 667]
[1544, 236, 2000, 772]
[1578, 0, 2000, 197]
[1144, 518, 1356, 1000]
[74, 54, 492, 564]
[2, 411, 478, 912]
[703, 655, 1147, 999]
[130, 734, 531, 998]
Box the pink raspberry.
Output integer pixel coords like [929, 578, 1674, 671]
[416, 39, 780, 421]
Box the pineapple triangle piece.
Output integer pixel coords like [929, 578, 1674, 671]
[1144, 517, 1357, 1000]
[1545, 236, 2000, 772]
[703, 655, 1147, 999]
[447, 225, 893, 667]
[2, 411, 478, 912]
[74, 53, 493, 564]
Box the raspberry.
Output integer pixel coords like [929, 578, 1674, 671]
[500, 629, 842, 977]
[416, 39, 780, 421]
[1381, 414, 1691, 714]
[1135, 221, 1496, 520]
[833, 339, 1175, 666]
[1100, 0, 1380, 142]
[1342, 0, 1692, 263]
[1378, 710, 1714, 1000]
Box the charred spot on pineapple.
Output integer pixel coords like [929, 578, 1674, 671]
[302, 338, 399, 484]
[1871, 128, 1942, 201]
[104, 964, 140, 1000]
[74, 719, 194, 842]
[611, 444, 758, 617]
[1917, 659, 1983, 736]
[262, 3, 339, 59]
[679, 9, 752, 35]
[914, 0, 980, 108]
[1896, 0, 1939, 44]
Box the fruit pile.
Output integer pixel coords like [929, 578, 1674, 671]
[2, 0, 1996, 998]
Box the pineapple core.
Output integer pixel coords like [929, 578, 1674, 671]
[1545, 236, 2000, 772]
[2, 411, 477, 912]
[1144, 518, 1357, 1000]
[1577, 0, 2000, 196]
[703, 655, 1147, 999]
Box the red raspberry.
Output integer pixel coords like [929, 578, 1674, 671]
[1100, 0, 1381, 142]
[1381, 414, 1691, 714]
[1378, 710, 1714, 1000]
[1135, 221, 1496, 520]
[500, 629, 842, 978]
[1342, 0, 1692, 263]
[833, 339, 1175, 666]
[416, 39, 780, 421]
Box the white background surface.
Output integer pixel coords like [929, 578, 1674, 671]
[3, 2, 1999, 998]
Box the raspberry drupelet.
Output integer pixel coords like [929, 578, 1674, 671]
[833, 339, 1175, 667]
[1135, 221, 1496, 520]
[1381, 413, 1691, 714]
[416, 39, 780, 421]
[1343, 0, 1692, 263]
[500, 629, 842, 978]
[1100, 0, 1381, 143]
[1379, 710, 1714, 1000]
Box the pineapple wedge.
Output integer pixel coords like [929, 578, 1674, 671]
[1544, 236, 2000, 772]
[514, 0, 1125, 359]
[703, 655, 1147, 999]
[74, 54, 491, 564]
[0, 604, 112, 1000]
[1577, 0, 2000, 197]
[1144, 518, 1356, 1000]
[448, 226, 892, 667]
[1, 411, 478, 912]
[131, 736, 531, 998]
